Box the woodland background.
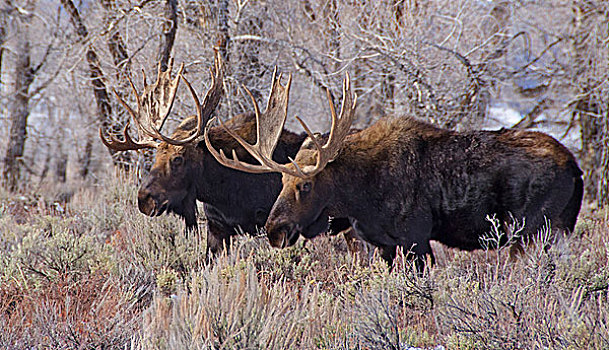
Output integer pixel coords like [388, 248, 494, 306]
[0, 1, 608, 349]
[0, 0, 607, 205]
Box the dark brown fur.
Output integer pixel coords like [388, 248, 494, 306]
[138, 112, 351, 256]
[266, 116, 584, 265]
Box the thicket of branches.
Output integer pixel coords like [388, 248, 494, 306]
[0, 0, 607, 206]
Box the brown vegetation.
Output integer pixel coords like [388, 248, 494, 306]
[0, 180, 607, 349]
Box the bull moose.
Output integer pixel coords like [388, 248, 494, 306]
[206, 72, 584, 267]
[100, 54, 353, 257]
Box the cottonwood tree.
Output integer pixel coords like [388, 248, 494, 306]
[571, 0, 608, 207]
[0, 8, 5, 90]
[158, 0, 178, 71]
[60, 0, 117, 177]
[2, 0, 37, 191]
[61, 0, 179, 175]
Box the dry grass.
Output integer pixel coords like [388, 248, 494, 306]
[0, 174, 607, 349]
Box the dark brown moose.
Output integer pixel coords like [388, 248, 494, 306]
[100, 54, 352, 257]
[207, 72, 584, 267]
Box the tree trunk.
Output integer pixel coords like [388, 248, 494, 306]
[0, 16, 5, 91]
[99, 0, 136, 174]
[79, 138, 92, 178]
[217, 0, 230, 61]
[55, 139, 67, 183]
[2, 3, 35, 192]
[326, 0, 340, 72]
[60, 0, 119, 176]
[158, 0, 178, 71]
[572, 0, 607, 206]
[0, 13, 6, 122]
[601, 112, 609, 206]
[38, 147, 51, 183]
[101, 0, 131, 77]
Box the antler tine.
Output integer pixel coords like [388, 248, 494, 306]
[152, 58, 180, 134]
[124, 58, 183, 144]
[99, 88, 159, 151]
[328, 72, 356, 153]
[204, 118, 271, 174]
[200, 50, 224, 129]
[152, 52, 225, 145]
[207, 71, 356, 179]
[206, 114, 308, 177]
[304, 72, 357, 177]
[294, 115, 323, 152]
[205, 68, 309, 178]
[326, 85, 339, 145]
[153, 73, 203, 145]
[124, 76, 154, 139]
[229, 67, 289, 163]
[208, 111, 271, 170]
[258, 68, 291, 159]
[149, 61, 184, 134]
[99, 122, 158, 151]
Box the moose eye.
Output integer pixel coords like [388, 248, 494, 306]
[300, 181, 312, 194]
[171, 155, 184, 167]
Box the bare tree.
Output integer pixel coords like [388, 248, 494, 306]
[0, 0, 603, 210]
[158, 0, 178, 71]
[0, 8, 6, 90]
[60, 0, 120, 177]
[232, 0, 267, 101]
[217, 0, 229, 61]
[88, 0, 137, 177]
[101, 0, 131, 76]
[571, 0, 609, 206]
[2, 0, 37, 191]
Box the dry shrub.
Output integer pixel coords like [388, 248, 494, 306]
[136, 249, 338, 350]
[0, 176, 148, 349]
[1, 175, 608, 349]
[0, 270, 138, 349]
[436, 216, 609, 350]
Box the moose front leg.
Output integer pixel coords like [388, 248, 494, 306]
[380, 242, 434, 274]
[205, 220, 233, 262]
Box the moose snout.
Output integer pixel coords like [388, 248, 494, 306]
[137, 189, 156, 216]
[265, 220, 300, 248]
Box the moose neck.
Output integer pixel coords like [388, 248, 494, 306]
[320, 118, 428, 237]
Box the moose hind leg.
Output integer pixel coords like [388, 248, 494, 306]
[559, 176, 583, 232]
[509, 173, 577, 255]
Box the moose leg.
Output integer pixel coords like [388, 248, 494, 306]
[381, 241, 434, 274]
[509, 174, 576, 258]
[410, 240, 434, 274]
[343, 228, 364, 255]
[206, 220, 232, 261]
[177, 196, 198, 242]
[184, 211, 198, 234]
[380, 245, 397, 265]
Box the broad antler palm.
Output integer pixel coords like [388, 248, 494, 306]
[100, 51, 223, 151]
[205, 72, 357, 178]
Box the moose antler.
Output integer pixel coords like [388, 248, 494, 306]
[205, 72, 357, 178]
[204, 68, 292, 173]
[149, 51, 224, 145]
[100, 52, 224, 151]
